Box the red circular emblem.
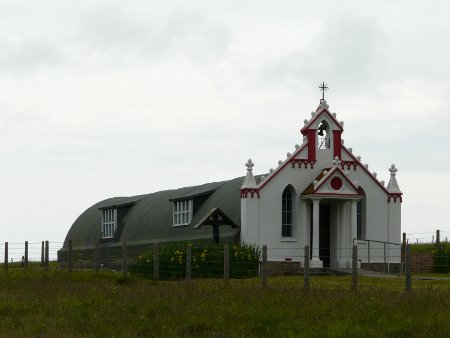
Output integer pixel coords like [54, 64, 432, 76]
[330, 177, 343, 190]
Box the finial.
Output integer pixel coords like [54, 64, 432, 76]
[389, 164, 398, 176]
[242, 158, 257, 188]
[332, 156, 342, 167]
[245, 158, 254, 171]
[319, 81, 328, 101]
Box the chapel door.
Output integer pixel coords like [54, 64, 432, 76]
[319, 205, 331, 267]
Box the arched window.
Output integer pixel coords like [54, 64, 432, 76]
[317, 120, 330, 149]
[357, 187, 366, 239]
[282, 187, 293, 237]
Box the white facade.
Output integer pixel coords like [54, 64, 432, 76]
[240, 100, 402, 268]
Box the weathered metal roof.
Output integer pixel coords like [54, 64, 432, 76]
[62, 176, 253, 249]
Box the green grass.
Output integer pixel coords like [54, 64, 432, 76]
[0, 268, 449, 337]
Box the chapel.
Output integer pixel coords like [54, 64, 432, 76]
[58, 96, 402, 269]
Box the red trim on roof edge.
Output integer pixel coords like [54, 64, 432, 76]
[256, 143, 308, 191]
[313, 166, 361, 194]
[300, 109, 344, 134]
[341, 146, 398, 196]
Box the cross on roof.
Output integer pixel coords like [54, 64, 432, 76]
[319, 81, 328, 101]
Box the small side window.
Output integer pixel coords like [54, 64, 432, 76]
[102, 208, 117, 239]
[173, 200, 193, 226]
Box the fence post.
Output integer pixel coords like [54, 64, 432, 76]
[436, 229, 440, 245]
[94, 242, 99, 273]
[186, 244, 192, 282]
[45, 241, 49, 270]
[4, 242, 8, 272]
[405, 244, 411, 292]
[41, 241, 44, 266]
[154, 243, 159, 281]
[25, 241, 29, 267]
[261, 245, 267, 288]
[68, 240, 73, 273]
[367, 241, 371, 269]
[224, 244, 230, 285]
[352, 245, 358, 291]
[122, 241, 128, 276]
[304, 246, 310, 291]
[402, 232, 406, 275]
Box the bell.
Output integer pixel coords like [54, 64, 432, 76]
[318, 129, 324, 136]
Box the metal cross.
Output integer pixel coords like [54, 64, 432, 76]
[319, 81, 328, 100]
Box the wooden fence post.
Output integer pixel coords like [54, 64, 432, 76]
[436, 230, 440, 245]
[224, 244, 230, 285]
[25, 241, 29, 267]
[304, 245, 310, 291]
[68, 240, 73, 273]
[4, 242, 8, 272]
[154, 243, 159, 281]
[41, 241, 44, 266]
[405, 245, 412, 292]
[94, 242, 99, 273]
[261, 245, 267, 288]
[352, 245, 358, 291]
[122, 241, 128, 276]
[45, 241, 49, 270]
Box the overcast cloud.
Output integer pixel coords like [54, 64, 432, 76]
[1, 0, 449, 247]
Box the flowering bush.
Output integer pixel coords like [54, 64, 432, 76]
[129, 243, 260, 279]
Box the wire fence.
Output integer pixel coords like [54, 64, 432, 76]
[406, 229, 450, 244]
[0, 240, 448, 292]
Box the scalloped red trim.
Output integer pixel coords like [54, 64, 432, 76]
[341, 161, 358, 170]
[240, 188, 260, 199]
[388, 193, 403, 203]
[290, 159, 316, 169]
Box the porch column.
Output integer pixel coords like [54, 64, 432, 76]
[310, 199, 323, 268]
[350, 200, 358, 246]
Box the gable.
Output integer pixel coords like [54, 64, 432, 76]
[301, 165, 361, 198]
[300, 108, 343, 134]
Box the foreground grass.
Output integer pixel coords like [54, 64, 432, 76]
[0, 268, 449, 337]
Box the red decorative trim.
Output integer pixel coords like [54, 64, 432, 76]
[341, 161, 358, 170]
[300, 109, 344, 134]
[307, 129, 316, 161]
[388, 193, 403, 203]
[257, 143, 308, 191]
[313, 166, 361, 195]
[240, 188, 260, 199]
[341, 146, 390, 195]
[333, 130, 342, 159]
[330, 177, 343, 190]
[290, 159, 316, 169]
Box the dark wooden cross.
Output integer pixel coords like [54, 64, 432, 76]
[319, 82, 328, 100]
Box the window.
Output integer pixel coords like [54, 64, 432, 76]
[317, 120, 330, 149]
[282, 187, 293, 237]
[173, 200, 193, 226]
[102, 208, 117, 239]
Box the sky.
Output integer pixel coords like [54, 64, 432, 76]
[1, 0, 449, 246]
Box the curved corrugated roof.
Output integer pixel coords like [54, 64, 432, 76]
[62, 176, 249, 248]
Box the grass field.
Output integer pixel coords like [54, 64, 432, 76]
[0, 268, 449, 337]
